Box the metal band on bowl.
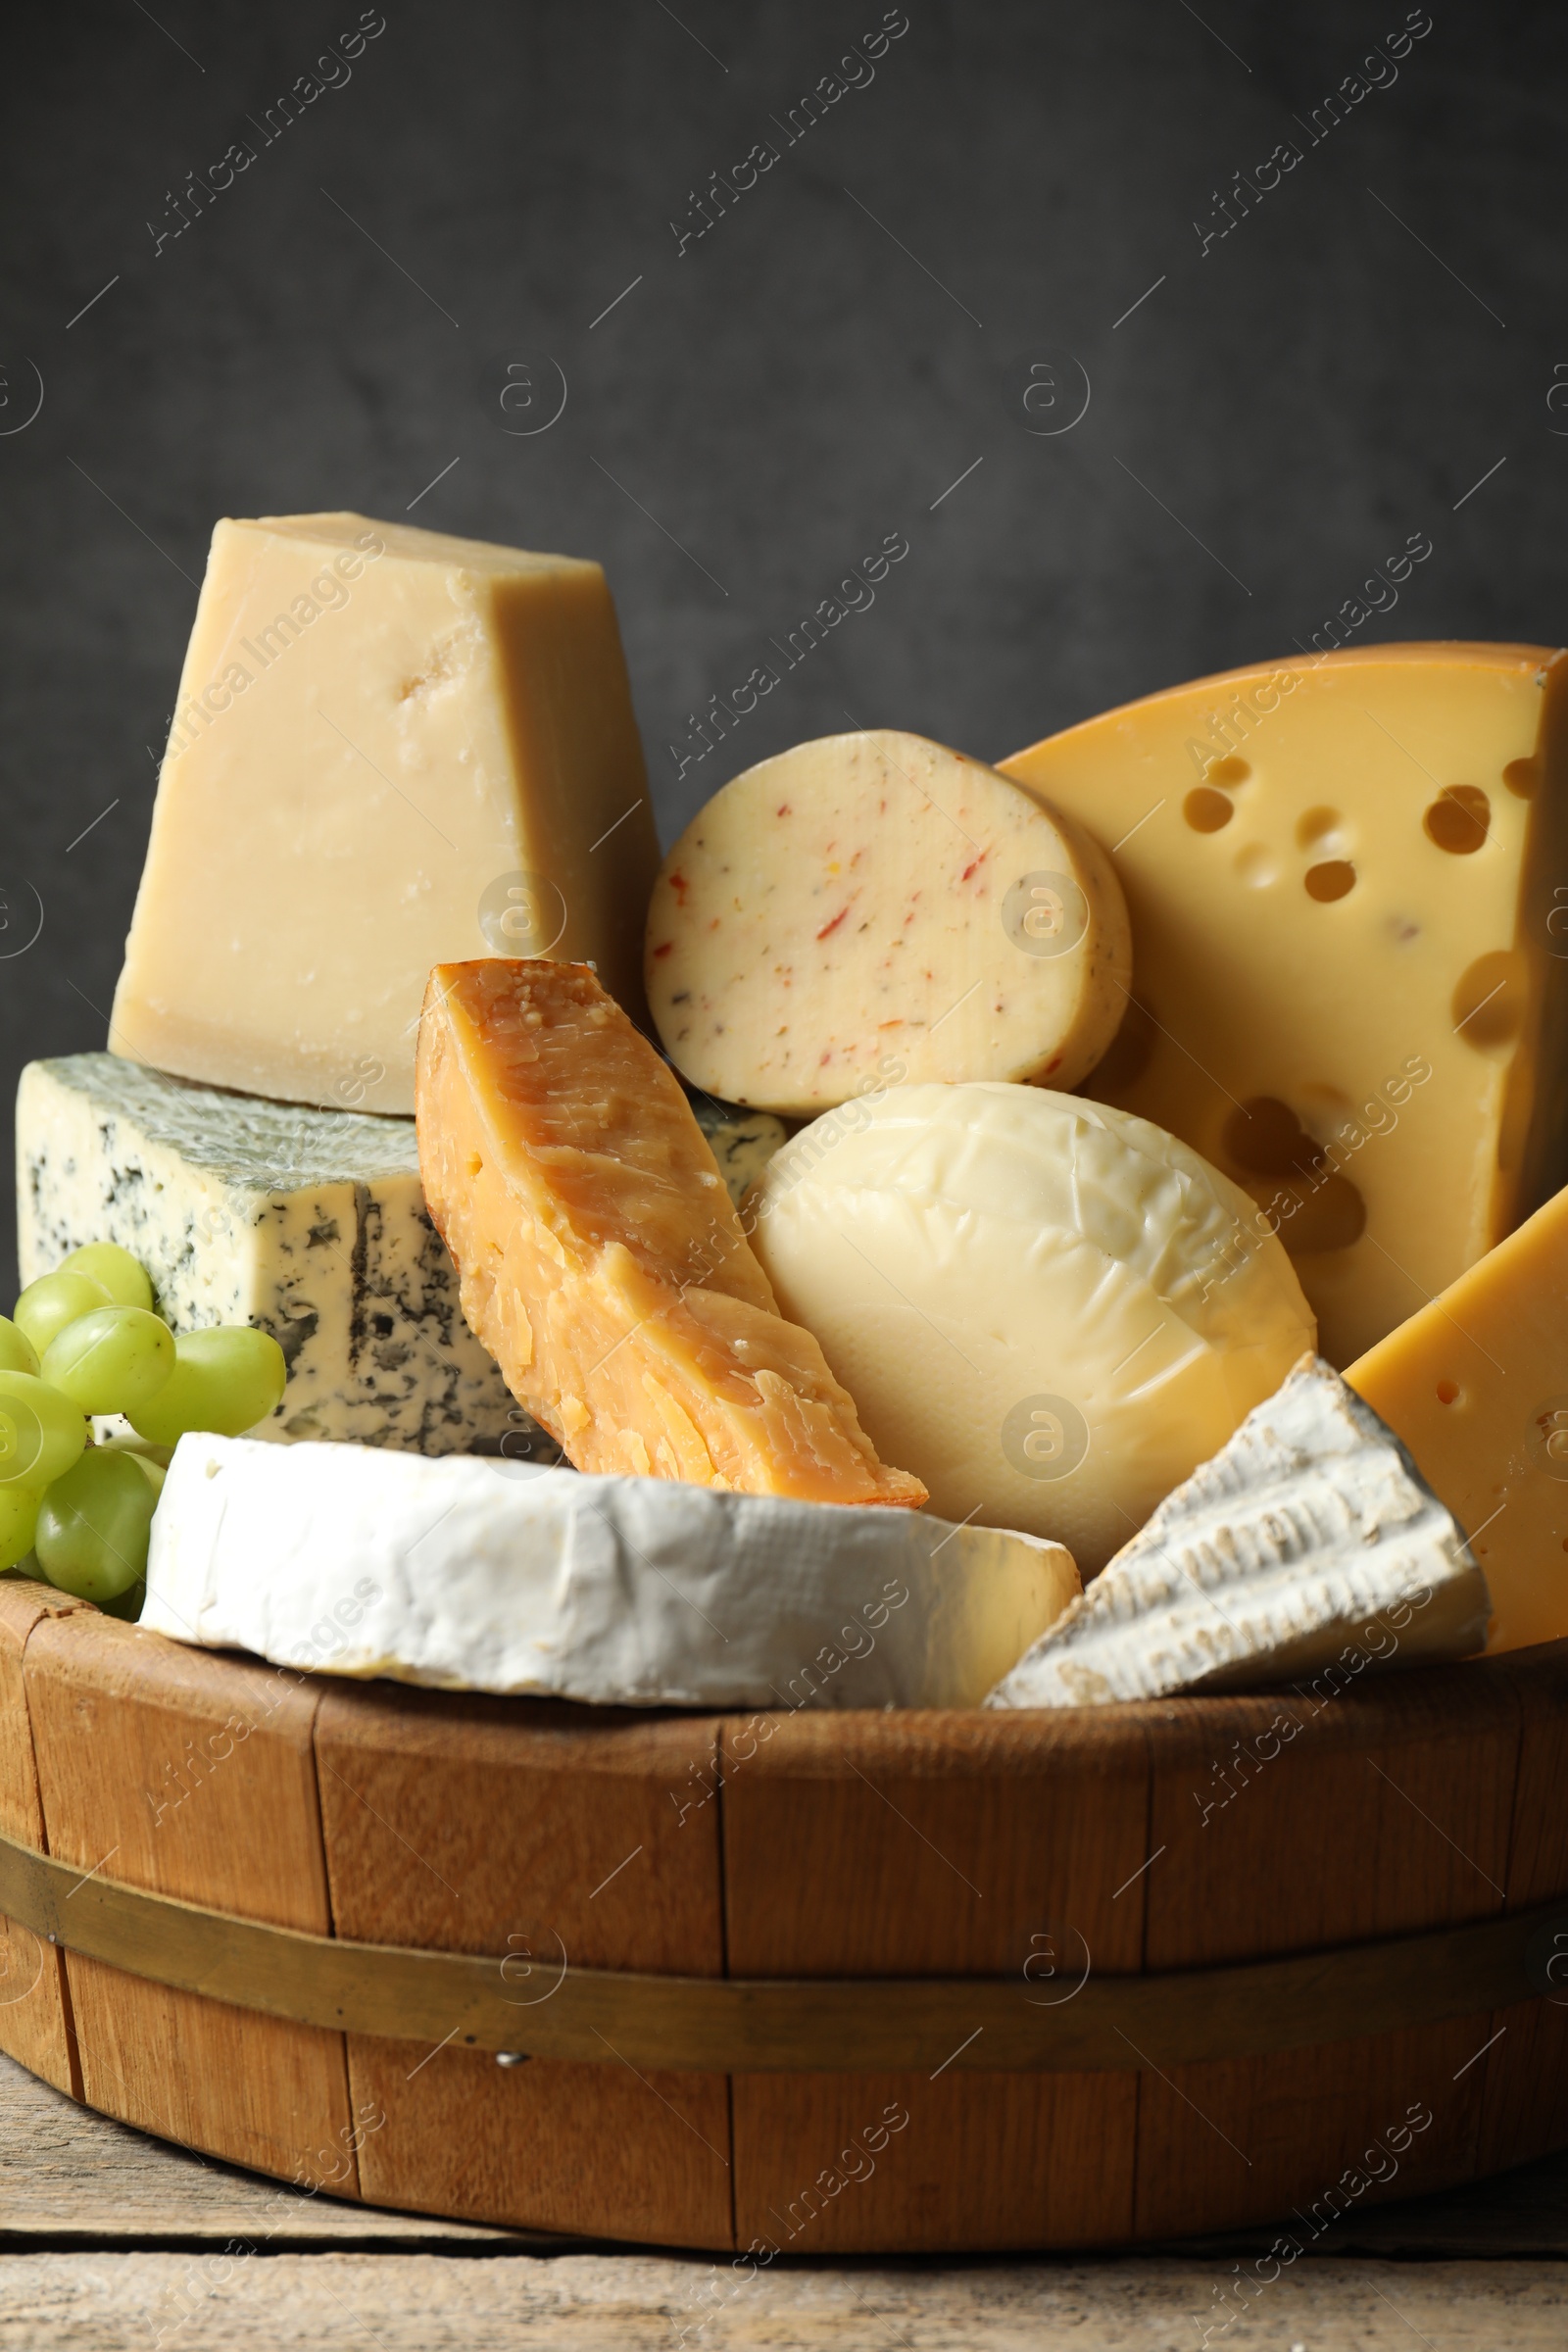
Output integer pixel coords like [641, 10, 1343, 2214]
[1, 1829, 1561, 2073]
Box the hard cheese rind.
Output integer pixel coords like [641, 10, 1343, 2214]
[646, 729, 1132, 1115]
[1348, 1178, 1568, 1653]
[416, 959, 927, 1505]
[142, 1437, 1077, 1708]
[111, 513, 660, 1113]
[988, 1357, 1489, 1708]
[1002, 644, 1568, 1365]
[748, 1081, 1315, 1571]
[15, 1052, 544, 1457]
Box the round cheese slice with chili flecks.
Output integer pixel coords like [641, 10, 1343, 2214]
[645, 730, 1133, 1117]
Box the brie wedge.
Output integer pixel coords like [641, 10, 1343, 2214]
[987, 1357, 1490, 1709]
[143, 1437, 1078, 1709]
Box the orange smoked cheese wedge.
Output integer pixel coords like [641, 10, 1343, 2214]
[416, 959, 927, 1507]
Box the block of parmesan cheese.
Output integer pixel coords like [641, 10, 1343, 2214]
[645, 730, 1131, 1115]
[111, 513, 660, 1114]
[143, 1437, 1076, 1708]
[416, 958, 928, 1505]
[1002, 644, 1568, 1364]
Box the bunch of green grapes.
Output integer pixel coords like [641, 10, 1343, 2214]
[0, 1244, 285, 1614]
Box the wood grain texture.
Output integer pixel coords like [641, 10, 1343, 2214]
[722, 1706, 1152, 2251]
[315, 1684, 732, 2245]
[6, 2041, 1568, 2255]
[0, 1579, 85, 2097]
[22, 1613, 355, 2193]
[1476, 1641, 1568, 2174]
[1, 2252, 1566, 2350]
[1132, 1661, 1524, 2236]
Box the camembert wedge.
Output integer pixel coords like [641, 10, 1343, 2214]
[988, 1356, 1489, 1707]
[416, 958, 926, 1505]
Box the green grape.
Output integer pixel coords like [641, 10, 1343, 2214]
[0, 1372, 88, 1490]
[13, 1269, 113, 1357]
[60, 1243, 156, 1313]
[35, 1450, 155, 1602]
[0, 1485, 39, 1572]
[0, 1317, 39, 1378]
[98, 1579, 146, 1624]
[129, 1326, 287, 1444]
[42, 1307, 175, 1416]
[96, 1435, 172, 1496]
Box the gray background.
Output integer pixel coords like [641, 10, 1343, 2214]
[1, 0, 1562, 1283]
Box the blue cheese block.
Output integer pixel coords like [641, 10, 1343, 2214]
[686, 1093, 788, 1208]
[16, 1053, 554, 1458]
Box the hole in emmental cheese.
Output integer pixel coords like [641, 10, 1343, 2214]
[1205, 756, 1251, 785]
[1296, 805, 1344, 853]
[1224, 1097, 1324, 1177]
[1252, 1171, 1367, 1255]
[1223, 1098, 1367, 1254]
[1424, 786, 1491, 855]
[1437, 1379, 1460, 1404]
[1503, 757, 1538, 799]
[1183, 788, 1233, 833]
[1452, 950, 1524, 1049]
[1304, 860, 1355, 902]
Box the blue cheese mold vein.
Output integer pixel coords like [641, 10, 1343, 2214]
[17, 1053, 554, 1457]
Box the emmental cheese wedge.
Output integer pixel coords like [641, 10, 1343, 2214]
[646, 730, 1131, 1115]
[1002, 644, 1568, 1366]
[416, 958, 927, 1506]
[112, 514, 660, 1114]
[1348, 1181, 1568, 1654]
[988, 1358, 1488, 1708]
[144, 1438, 1075, 1708]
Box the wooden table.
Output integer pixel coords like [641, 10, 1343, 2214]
[0, 2051, 1562, 2346]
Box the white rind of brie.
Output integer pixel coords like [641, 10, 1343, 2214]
[143, 1437, 1079, 1709]
[987, 1356, 1490, 1709]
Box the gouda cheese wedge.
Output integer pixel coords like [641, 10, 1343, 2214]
[416, 959, 927, 1507]
[1347, 1182, 1568, 1653]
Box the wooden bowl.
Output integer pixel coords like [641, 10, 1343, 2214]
[0, 1576, 1563, 2251]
